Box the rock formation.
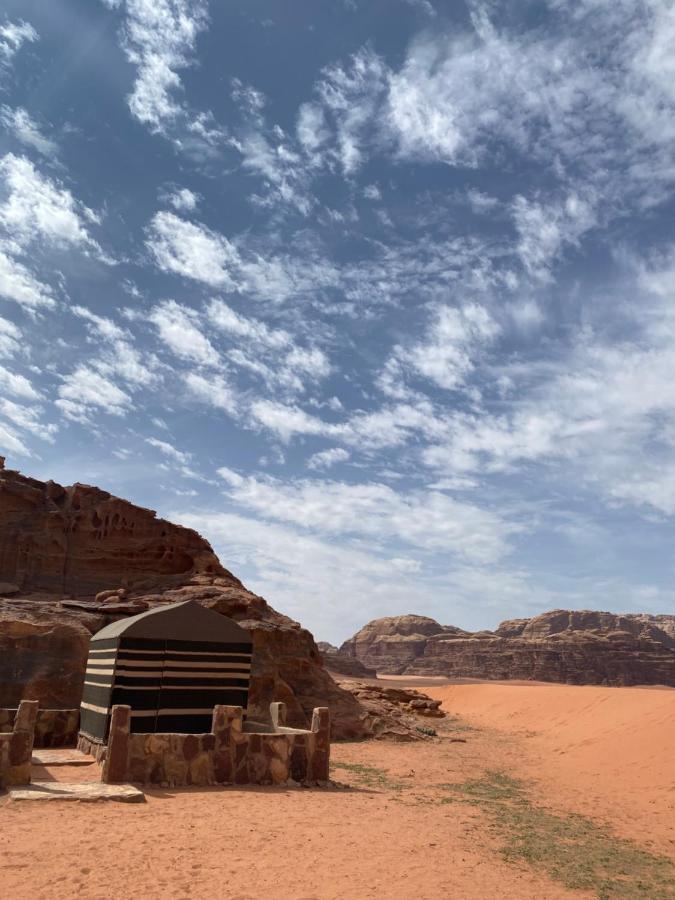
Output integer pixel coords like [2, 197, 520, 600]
[317, 642, 377, 678]
[341, 610, 675, 686]
[335, 681, 445, 741]
[0, 461, 376, 739]
[339, 615, 467, 675]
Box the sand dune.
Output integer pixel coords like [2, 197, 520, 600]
[426, 682, 675, 854]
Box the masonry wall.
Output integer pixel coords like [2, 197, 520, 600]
[0, 708, 79, 747]
[92, 701, 330, 787]
[0, 700, 38, 788]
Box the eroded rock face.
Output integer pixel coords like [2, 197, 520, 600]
[343, 609, 675, 686]
[0, 461, 229, 596]
[340, 615, 466, 674]
[317, 642, 377, 678]
[0, 464, 369, 739]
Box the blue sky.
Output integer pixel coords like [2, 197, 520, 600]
[2, 0, 675, 642]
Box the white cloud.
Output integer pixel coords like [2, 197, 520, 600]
[0, 364, 40, 400]
[0, 316, 20, 356]
[148, 299, 220, 366]
[184, 371, 237, 414]
[0, 397, 56, 442]
[206, 298, 290, 350]
[0, 20, 37, 64]
[0, 154, 100, 251]
[512, 193, 596, 279]
[72, 305, 126, 341]
[146, 211, 238, 288]
[215, 469, 516, 564]
[56, 366, 131, 421]
[0, 107, 57, 157]
[307, 447, 350, 470]
[146, 436, 190, 464]
[118, 0, 209, 133]
[380, 303, 499, 396]
[0, 248, 55, 309]
[166, 186, 199, 211]
[0, 420, 31, 457]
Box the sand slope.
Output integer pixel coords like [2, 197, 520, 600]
[427, 682, 675, 855]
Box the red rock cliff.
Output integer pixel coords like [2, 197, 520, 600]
[0, 458, 230, 596]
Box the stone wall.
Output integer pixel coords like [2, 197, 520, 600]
[87, 701, 330, 788]
[0, 700, 37, 787]
[0, 707, 79, 747]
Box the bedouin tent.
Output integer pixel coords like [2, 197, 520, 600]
[79, 600, 253, 741]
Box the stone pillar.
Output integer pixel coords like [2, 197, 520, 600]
[270, 701, 287, 730]
[212, 705, 242, 784]
[7, 700, 39, 785]
[102, 705, 131, 783]
[310, 707, 330, 783]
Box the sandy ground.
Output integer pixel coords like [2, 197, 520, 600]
[424, 681, 675, 857]
[0, 680, 673, 899]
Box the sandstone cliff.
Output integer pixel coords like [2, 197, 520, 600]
[339, 615, 467, 675]
[0, 461, 379, 739]
[341, 610, 675, 686]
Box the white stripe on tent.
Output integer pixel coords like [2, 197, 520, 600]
[85, 667, 115, 676]
[80, 701, 108, 715]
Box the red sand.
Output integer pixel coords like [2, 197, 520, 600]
[1, 680, 672, 898]
[426, 681, 675, 855]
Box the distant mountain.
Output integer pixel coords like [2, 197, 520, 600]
[340, 610, 675, 686]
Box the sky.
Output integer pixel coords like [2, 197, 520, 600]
[1, 0, 675, 643]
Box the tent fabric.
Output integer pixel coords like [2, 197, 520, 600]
[79, 601, 253, 741]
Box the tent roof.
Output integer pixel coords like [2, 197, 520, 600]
[91, 599, 252, 644]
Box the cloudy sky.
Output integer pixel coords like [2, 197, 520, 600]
[2, 0, 675, 641]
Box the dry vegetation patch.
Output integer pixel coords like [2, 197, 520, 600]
[440, 771, 675, 899]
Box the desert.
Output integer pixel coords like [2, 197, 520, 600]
[3, 2, 675, 898]
[1, 461, 674, 899]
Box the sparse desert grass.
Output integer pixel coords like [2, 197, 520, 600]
[330, 761, 406, 792]
[441, 771, 675, 899]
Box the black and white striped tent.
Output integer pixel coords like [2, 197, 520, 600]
[79, 600, 253, 742]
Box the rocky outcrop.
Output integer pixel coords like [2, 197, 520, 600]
[342, 610, 675, 687]
[340, 615, 467, 674]
[317, 642, 377, 678]
[336, 681, 444, 741]
[0, 462, 376, 740]
[0, 459, 228, 596]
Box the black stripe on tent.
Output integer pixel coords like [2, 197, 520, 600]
[163, 653, 252, 664]
[81, 684, 114, 707]
[154, 713, 214, 733]
[80, 708, 108, 742]
[113, 675, 163, 687]
[118, 638, 166, 650]
[111, 688, 161, 710]
[160, 677, 250, 688]
[155, 689, 248, 706]
[164, 639, 252, 653]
